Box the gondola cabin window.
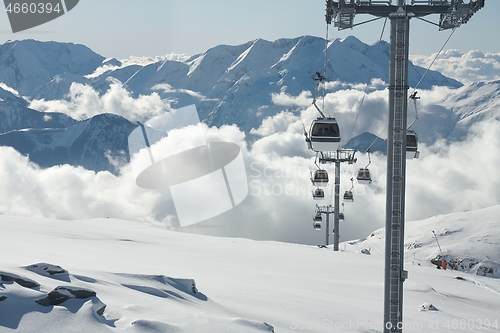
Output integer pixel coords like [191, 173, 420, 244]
[312, 123, 339, 137]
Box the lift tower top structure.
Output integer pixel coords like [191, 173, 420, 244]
[326, 1, 484, 332]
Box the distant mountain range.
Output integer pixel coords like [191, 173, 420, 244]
[0, 38, 498, 172]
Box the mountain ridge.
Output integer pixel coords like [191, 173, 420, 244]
[0, 37, 497, 173]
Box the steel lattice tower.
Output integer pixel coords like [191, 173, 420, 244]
[325, 1, 484, 331]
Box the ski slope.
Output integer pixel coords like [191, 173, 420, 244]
[1, 205, 499, 332]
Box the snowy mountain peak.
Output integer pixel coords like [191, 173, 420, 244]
[0, 36, 494, 173]
[0, 39, 105, 96]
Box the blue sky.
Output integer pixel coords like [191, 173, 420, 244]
[0, 0, 498, 59]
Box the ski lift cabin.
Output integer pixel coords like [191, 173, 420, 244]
[312, 170, 329, 187]
[343, 190, 354, 202]
[313, 221, 322, 230]
[339, 213, 345, 221]
[312, 188, 325, 200]
[309, 118, 341, 152]
[406, 129, 419, 159]
[357, 168, 372, 185]
[313, 214, 322, 230]
[357, 151, 372, 185]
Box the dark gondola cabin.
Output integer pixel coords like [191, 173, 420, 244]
[357, 168, 372, 185]
[312, 188, 325, 200]
[313, 214, 322, 230]
[343, 190, 354, 202]
[312, 169, 329, 187]
[339, 213, 345, 220]
[309, 118, 341, 152]
[406, 130, 419, 159]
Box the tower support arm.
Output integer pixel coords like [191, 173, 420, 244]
[329, 0, 484, 29]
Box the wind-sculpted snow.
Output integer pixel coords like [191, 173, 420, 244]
[0, 217, 279, 332]
[1, 212, 499, 332]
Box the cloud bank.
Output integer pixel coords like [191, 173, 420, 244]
[3, 96, 500, 246]
[29, 80, 171, 122]
[411, 49, 500, 84]
[4, 69, 500, 245]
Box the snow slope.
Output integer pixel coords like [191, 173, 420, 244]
[344, 205, 500, 278]
[1, 205, 499, 333]
[441, 80, 500, 141]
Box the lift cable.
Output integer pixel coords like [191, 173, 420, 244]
[322, 23, 329, 113]
[362, 19, 459, 155]
[362, 124, 388, 154]
[312, 72, 326, 118]
[312, 18, 331, 119]
[410, 24, 459, 95]
[407, 91, 420, 130]
[345, 18, 388, 145]
[432, 230, 445, 257]
[365, 149, 372, 169]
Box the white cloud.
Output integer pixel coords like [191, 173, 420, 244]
[0, 147, 171, 223]
[120, 53, 191, 67]
[86, 54, 193, 79]
[406, 119, 500, 218]
[411, 49, 500, 83]
[152, 83, 219, 102]
[271, 90, 312, 107]
[29, 80, 171, 122]
[4, 85, 500, 246]
[250, 111, 302, 136]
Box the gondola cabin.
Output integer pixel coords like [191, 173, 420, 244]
[313, 214, 322, 230]
[356, 168, 372, 185]
[312, 188, 325, 200]
[309, 118, 341, 152]
[343, 190, 354, 202]
[312, 169, 329, 187]
[406, 130, 419, 159]
[339, 213, 345, 220]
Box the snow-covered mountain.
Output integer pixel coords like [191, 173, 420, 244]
[344, 204, 500, 278]
[0, 86, 76, 133]
[344, 131, 388, 154]
[0, 113, 136, 173]
[0, 39, 105, 97]
[0, 86, 135, 173]
[42, 36, 462, 132]
[425, 80, 500, 142]
[1, 205, 499, 333]
[0, 38, 499, 173]
[348, 79, 500, 148]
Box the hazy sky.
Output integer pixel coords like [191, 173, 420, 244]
[0, 0, 498, 59]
